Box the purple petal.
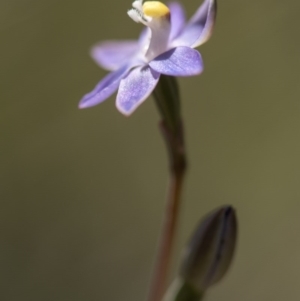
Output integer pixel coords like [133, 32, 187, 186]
[171, 0, 217, 48]
[79, 65, 130, 109]
[149, 46, 203, 77]
[168, 2, 186, 41]
[91, 40, 139, 71]
[116, 66, 160, 115]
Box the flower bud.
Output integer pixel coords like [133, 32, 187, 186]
[179, 205, 237, 292]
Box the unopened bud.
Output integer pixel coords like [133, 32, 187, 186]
[180, 205, 237, 292]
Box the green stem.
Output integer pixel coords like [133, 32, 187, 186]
[152, 75, 181, 136]
[174, 281, 204, 301]
[163, 278, 204, 301]
[147, 75, 187, 301]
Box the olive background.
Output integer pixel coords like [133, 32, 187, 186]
[1, 1, 300, 300]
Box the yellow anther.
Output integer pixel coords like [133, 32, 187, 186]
[142, 1, 170, 18]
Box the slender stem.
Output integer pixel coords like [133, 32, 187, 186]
[148, 75, 187, 301]
[148, 171, 185, 301]
[148, 119, 187, 301]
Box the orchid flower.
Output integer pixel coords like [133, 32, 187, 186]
[79, 0, 216, 115]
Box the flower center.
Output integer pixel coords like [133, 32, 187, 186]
[128, 0, 171, 61]
[142, 1, 170, 18]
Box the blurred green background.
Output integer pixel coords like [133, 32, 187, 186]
[1, 0, 300, 300]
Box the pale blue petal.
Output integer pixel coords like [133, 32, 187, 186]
[91, 41, 139, 71]
[168, 2, 186, 41]
[149, 47, 203, 76]
[171, 0, 217, 48]
[79, 65, 130, 109]
[116, 66, 160, 115]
